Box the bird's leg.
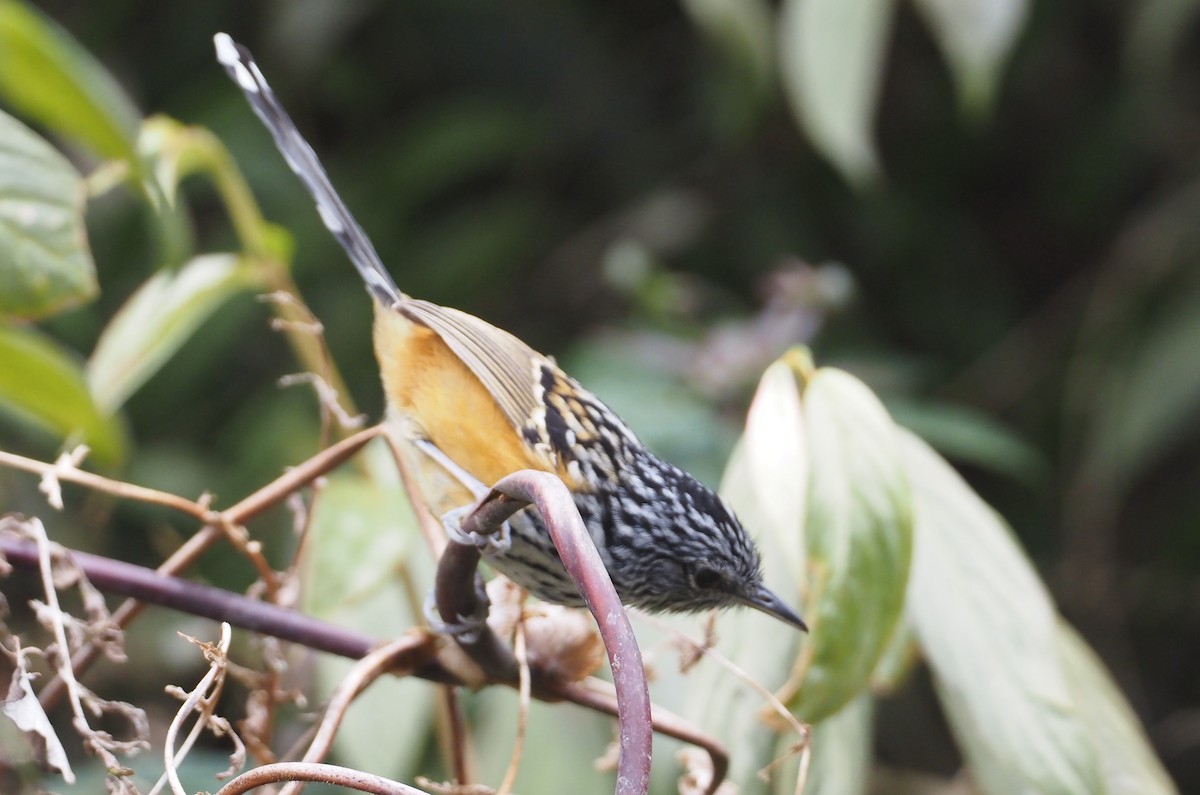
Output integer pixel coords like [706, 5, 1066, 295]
[415, 439, 513, 555]
[422, 575, 491, 644]
[413, 438, 511, 644]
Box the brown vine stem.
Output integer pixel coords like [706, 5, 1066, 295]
[0, 536, 729, 793]
[19, 424, 386, 709]
[216, 762, 429, 795]
[434, 470, 652, 795]
[279, 634, 431, 795]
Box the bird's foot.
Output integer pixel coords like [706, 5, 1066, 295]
[442, 505, 512, 555]
[423, 577, 491, 644]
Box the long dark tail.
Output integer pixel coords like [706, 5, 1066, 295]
[213, 33, 403, 307]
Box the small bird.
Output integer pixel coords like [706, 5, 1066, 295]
[214, 34, 806, 631]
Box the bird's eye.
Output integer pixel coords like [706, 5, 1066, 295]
[693, 567, 722, 589]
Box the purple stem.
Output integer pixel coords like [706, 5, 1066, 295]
[440, 471, 652, 795]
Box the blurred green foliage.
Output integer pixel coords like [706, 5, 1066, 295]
[0, 0, 1197, 793]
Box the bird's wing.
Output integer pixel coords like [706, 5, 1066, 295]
[399, 299, 544, 435]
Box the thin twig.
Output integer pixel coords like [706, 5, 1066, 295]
[495, 621, 530, 795]
[380, 428, 447, 558]
[435, 685, 472, 788]
[157, 623, 235, 795]
[648, 617, 812, 795]
[32, 424, 385, 709]
[23, 519, 149, 774]
[545, 678, 729, 795]
[0, 449, 207, 519]
[1, 535, 728, 786]
[216, 762, 431, 795]
[280, 634, 431, 795]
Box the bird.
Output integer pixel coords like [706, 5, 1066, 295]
[214, 33, 806, 632]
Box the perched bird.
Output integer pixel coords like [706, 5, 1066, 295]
[214, 34, 806, 631]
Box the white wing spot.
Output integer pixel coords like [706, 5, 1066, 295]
[317, 202, 345, 234]
[248, 61, 269, 90]
[213, 33, 239, 66]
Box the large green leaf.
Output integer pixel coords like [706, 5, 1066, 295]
[86, 254, 262, 415]
[1057, 621, 1178, 795]
[0, 0, 139, 161]
[681, 354, 909, 791]
[0, 110, 95, 319]
[900, 430, 1102, 794]
[789, 367, 911, 722]
[0, 323, 125, 464]
[778, 0, 894, 186]
[678, 360, 812, 792]
[300, 440, 436, 782]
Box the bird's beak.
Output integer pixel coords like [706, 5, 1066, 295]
[744, 585, 808, 632]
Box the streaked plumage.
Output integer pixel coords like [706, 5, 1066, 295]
[215, 33, 806, 631]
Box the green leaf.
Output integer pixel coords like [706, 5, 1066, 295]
[300, 441, 435, 782]
[888, 398, 1046, 484]
[0, 110, 96, 319]
[682, 432, 806, 794]
[800, 694, 873, 795]
[912, 0, 1030, 117]
[741, 356, 809, 573]
[778, 0, 895, 186]
[790, 367, 912, 723]
[0, 0, 139, 161]
[0, 323, 125, 464]
[86, 254, 262, 414]
[1057, 621, 1178, 795]
[683, 352, 908, 789]
[900, 429, 1102, 794]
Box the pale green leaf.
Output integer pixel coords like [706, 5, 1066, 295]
[790, 367, 911, 723]
[913, 0, 1030, 116]
[86, 254, 261, 414]
[741, 356, 809, 580]
[868, 615, 918, 692]
[0, 0, 139, 161]
[300, 440, 435, 781]
[798, 694, 873, 795]
[675, 357, 813, 792]
[0, 110, 95, 319]
[1057, 621, 1178, 795]
[778, 0, 895, 186]
[472, 689, 614, 795]
[0, 323, 125, 464]
[684, 355, 907, 790]
[901, 429, 1101, 794]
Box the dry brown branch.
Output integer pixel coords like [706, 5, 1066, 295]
[10, 516, 150, 784]
[494, 621, 530, 795]
[279, 633, 433, 795]
[645, 615, 812, 795]
[216, 761, 431, 795]
[27, 424, 387, 709]
[153, 623, 245, 795]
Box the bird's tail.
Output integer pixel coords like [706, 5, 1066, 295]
[213, 33, 403, 307]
